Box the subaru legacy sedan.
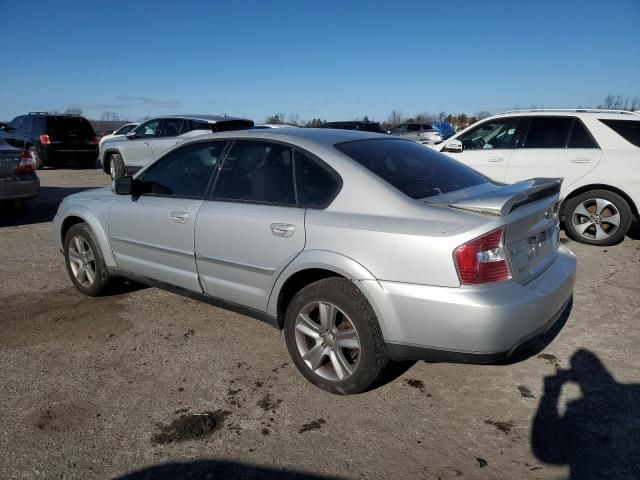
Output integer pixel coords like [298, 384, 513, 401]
[53, 129, 576, 394]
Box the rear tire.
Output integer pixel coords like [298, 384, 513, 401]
[564, 189, 632, 246]
[64, 223, 111, 296]
[109, 153, 125, 180]
[284, 277, 388, 395]
[28, 146, 44, 170]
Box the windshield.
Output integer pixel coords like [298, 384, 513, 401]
[335, 138, 489, 199]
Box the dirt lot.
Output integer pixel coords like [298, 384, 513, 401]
[1, 169, 639, 480]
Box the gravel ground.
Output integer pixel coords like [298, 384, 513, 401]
[1, 169, 639, 480]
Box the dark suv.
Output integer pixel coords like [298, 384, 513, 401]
[322, 121, 386, 134]
[0, 112, 98, 169]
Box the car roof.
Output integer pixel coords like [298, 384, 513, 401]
[144, 114, 252, 124]
[493, 109, 640, 121]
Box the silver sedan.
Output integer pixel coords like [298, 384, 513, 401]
[53, 128, 576, 394]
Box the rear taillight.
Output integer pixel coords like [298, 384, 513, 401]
[39, 134, 51, 145]
[93, 136, 100, 145]
[16, 151, 36, 175]
[454, 227, 512, 285]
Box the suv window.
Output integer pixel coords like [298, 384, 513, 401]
[568, 119, 598, 148]
[295, 150, 340, 207]
[8, 116, 24, 130]
[189, 120, 212, 132]
[335, 138, 489, 199]
[134, 120, 161, 139]
[523, 117, 573, 148]
[599, 119, 640, 147]
[137, 141, 225, 198]
[213, 140, 295, 205]
[46, 116, 95, 139]
[459, 118, 521, 150]
[407, 124, 421, 132]
[159, 118, 184, 137]
[22, 116, 33, 132]
[389, 125, 406, 134]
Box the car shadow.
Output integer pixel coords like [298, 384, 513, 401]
[114, 459, 344, 480]
[531, 349, 640, 479]
[0, 185, 95, 228]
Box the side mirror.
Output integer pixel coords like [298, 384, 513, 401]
[443, 139, 463, 153]
[126, 131, 137, 140]
[112, 175, 133, 195]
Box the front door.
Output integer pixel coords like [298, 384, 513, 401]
[443, 116, 524, 182]
[195, 140, 305, 311]
[123, 119, 161, 169]
[108, 140, 225, 291]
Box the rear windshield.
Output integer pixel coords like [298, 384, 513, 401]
[599, 119, 640, 147]
[335, 138, 489, 199]
[46, 116, 95, 138]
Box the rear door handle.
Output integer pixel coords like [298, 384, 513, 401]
[270, 223, 295, 237]
[170, 211, 188, 224]
[144, 140, 151, 145]
[487, 157, 505, 163]
[570, 157, 591, 164]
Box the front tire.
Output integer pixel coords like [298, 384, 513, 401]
[564, 189, 632, 246]
[64, 223, 111, 296]
[109, 153, 125, 180]
[284, 278, 388, 395]
[28, 146, 44, 170]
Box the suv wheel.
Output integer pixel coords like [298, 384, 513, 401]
[284, 277, 388, 394]
[109, 153, 125, 180]
[564, 189, 632, 246]
[64, 223, 111, 296]
[28, 146, 44, 170]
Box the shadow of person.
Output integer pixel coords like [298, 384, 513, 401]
[531, 349, 640, 479]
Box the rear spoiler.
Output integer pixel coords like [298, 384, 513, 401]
[449, 178, 562, 216]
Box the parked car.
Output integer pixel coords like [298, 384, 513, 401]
[99, 115, 253, 179]
[388, 122, 443, 145]
[436, 109, 640, 245]
[98, 123, 140, 146]
[322, 121, 386, 133]
[0, 112, 98, 169]
[0, 138, 39, 206]
[54, 128, 576, 394]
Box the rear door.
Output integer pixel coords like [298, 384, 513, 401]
[443, 117, 523, 181]
[108, 140, 225, 291]
[150, 118, 186, 158]
[194, 140, 305, 311]
[123, 119, 161, 168]
[505, 116, 602, 191]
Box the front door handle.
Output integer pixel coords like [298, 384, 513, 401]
[170, 211, 188, 224]
[570, 157, 591, 164]
[144, 140, 151, 145]
[270, 223, 295, 238]
[487, 157, 505, 163]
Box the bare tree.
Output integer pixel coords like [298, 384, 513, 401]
[386, 110, 403, 128]
[475, 110, 491, 120]
[288, 113, 300, 126]
[64, 106, 83, 115]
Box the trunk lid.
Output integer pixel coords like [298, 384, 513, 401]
[448, 178, 563, 284]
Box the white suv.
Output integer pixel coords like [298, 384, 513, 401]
[437, 109, 640, 245]
[99, 115, 253, 179]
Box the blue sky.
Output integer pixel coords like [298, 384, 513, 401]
[1, 0, 639, 123]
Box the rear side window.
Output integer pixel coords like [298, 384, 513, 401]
[407, 124, 421, 132]
[294, 151, 340, 207]
[46, 116, 96, 139]
[523, 117, 572, 148]
[335, 138, 488, 199]
[567, 120, 598, 148]
[599, 119, 640, 147]
[189, 120, 212, 132]
[159, 119, 184, 137]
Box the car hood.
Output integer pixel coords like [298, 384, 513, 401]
[67, 186, 114, 203]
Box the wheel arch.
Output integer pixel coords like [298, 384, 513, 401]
[561, 183, 639, 222]
[59, 208, 116, 267]
[267, 250, 382, 330]
[101, 148, 122, 174]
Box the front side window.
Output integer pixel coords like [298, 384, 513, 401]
[212, 140, 295, 205]
[335, 138, 489, 199]
[159, 119, 184, 137]
[522, 117, 573, 149]
[458, 118, 521, 150]
[137, 141, 226, 198]
[599, 119, 640, 148]
[295, 151, 340, 207]
[134, 120, 161, 139]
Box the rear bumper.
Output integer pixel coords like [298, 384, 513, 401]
[362, 246, 576, 362]
[42, 148, 98, 166]
[0, 174, 40, 201]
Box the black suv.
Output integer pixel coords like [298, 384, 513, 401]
[322, 121, 386, 134]
[0, 112, 98, 169]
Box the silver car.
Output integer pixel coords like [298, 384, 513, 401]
[99, 115, 253, 180]
[54, 129, 576, 394]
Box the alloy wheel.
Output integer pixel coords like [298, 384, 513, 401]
[571, 197, 621, 241]
[294, 301, 361, 381]
[68, 235, 97, 287]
